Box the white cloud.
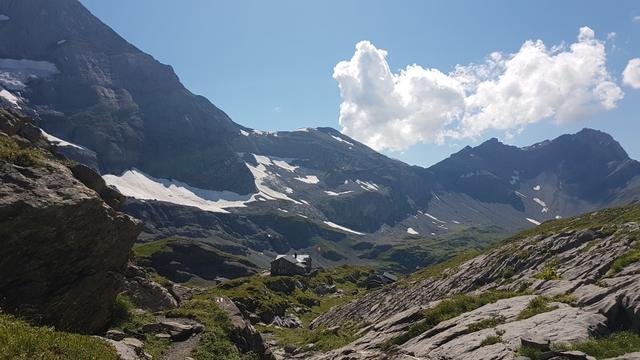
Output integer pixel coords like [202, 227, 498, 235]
[623, 58, 640, 89]
[333, 27, 624, 151]
[607, 32, 616, 41]
[634, 15, 640, 22]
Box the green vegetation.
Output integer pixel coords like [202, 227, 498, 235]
[517, 345, 548, 360]
[556, 331, 640, 359]
[504, 204, 640, 244]
[607, 240, 640, 276]
[479, 335, 502, 346]
[0, 313, 118, 360]
[0, 136, 46, 168]
[534, 266, 562, 280]
[516, 295, 575, 320]
[258, 321, 366, 353]
[165, 298, 257, 360]
[382, 226, 508, 274]
[108, 295, 170, 359]
[203, 265, 373, 352]
[381, 290, 526, 349]
[132, 238, 177, 258]
[466, 316, 505, 333]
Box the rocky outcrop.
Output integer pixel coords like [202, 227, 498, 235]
[300, 207, 640, 359]
[122, 264, 178, 312]
[0, 109, 141, 333]
[215, 296, 276, 360]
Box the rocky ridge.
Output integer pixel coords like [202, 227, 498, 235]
[291, 205, 640, 359]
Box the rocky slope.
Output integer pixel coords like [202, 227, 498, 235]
[0, 108, 141, 333]
[293, 204, 640, 359]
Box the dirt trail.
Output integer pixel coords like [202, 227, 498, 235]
[161, 333, 201, 360]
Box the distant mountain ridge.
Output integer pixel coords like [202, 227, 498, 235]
[1, 0, 639, 271]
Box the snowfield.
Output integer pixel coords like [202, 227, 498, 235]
[407, 227, 419, 235]
[41, 130, 86, 150]
[323, 221, 365, 235]
[294, 175, 320, 184]
[103, 169, 252, 213]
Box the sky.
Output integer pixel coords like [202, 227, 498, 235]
[80, 0, 640, 167]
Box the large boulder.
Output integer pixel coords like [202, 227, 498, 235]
[214, 296, 275, 360]
[121, 264, 178, 312]
[0, 109, 141, 333]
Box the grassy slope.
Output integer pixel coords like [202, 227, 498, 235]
[0, 314, 118, 360]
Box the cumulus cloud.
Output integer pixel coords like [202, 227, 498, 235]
[623, 58, 640, 89]
[333, 27, 624, 151]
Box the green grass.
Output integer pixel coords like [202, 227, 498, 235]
[466, 316, 505, 333]
[258, 321, 366, 352]
[534, 266, 562, 280]
[179, 265, 372, 353]
[517, 345, 548, 360]
[516, 295, 576, 320]
[504, 204, 640, 245]
[479, 335, 502, 347]
[607, 240, 640, 276]
[0, 313, 118, 360]
[132, 238, 176, 258]
[165, 297, 258, 360]
[555, 331, 640, 359]
[107, 294, 170, 359]
[0, 136, 46, 168]
[381, 290, 526, 349]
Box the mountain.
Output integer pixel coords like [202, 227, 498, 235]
[0, 0, 255, 194]
[1, 0, 640, 273]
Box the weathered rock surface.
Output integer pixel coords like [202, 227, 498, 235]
[215, 296, 276, 360]
[122, 264, 178, 312]
[0, 109, 141, 333]
[271, 314, 303, 329]
[299, 209, 640, 359]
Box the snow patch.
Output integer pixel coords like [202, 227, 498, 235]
[526, 218, 541, 226]
[331, 134, 354, 146]
[452, 220, 461, 224]
[0, 14, 9, 21]
[0, 89, 19, 106]
[533, 185, 541, 191]
[533, 197, 549, 213]
[294, 175, 319, 184]
[272, 159, 298, 172]
[103, 169, 251, 213]
[240, 129, 250, 136]
[356, 180, 380, 192]
[424, 212, 446, 223]
[323, 221, 364, 235]
[555, 215, 562, 219]
[41, 130, 85, 150]
[246, 157, 302, 204]
[278, 208, 289, 213]
[406, 227, 419, 235]
[515, 191, 528, 199]
[57, 40, 67, 45]
[324, 190, 354, 196]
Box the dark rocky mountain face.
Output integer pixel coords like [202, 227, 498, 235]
[2, 0, 639, 273]
[0, 0, 255, 194]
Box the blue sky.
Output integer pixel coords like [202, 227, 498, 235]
[80, 0, 640, 167]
